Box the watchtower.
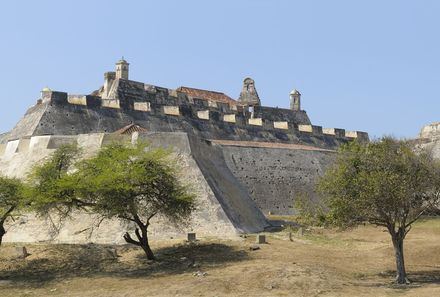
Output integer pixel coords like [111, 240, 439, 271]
[290, 89, 301, 111]
[116, 58, 129, 80]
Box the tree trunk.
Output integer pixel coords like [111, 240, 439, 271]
[137, 223, 155, 260]
[392, 236, 408, 284]
[0, 223, 5, 246]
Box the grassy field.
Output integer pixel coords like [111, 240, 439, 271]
[0, 217, 439, 296]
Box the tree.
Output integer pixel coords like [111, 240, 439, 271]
[71, 143, 195, 259]
[317, 137, 440, 284]
[27, 144, 83, 222]
[0, 176, 25, 245]
[29, 142, 195, 260]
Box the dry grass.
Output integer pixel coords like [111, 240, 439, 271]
[0, 218, 439, 296]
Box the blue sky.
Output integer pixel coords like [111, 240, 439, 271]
[0, 0, 439, 138]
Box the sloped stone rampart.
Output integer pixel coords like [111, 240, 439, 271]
[2, 133, 263, 243]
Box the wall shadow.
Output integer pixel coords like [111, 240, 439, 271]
[0, 242, 249, 287]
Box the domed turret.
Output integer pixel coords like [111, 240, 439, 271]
[290, 89, 301, 111]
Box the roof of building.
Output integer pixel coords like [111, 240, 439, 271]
[177, 86, 238, 105]
[113, 123, 148, 135]
[116, 58, 128, 64]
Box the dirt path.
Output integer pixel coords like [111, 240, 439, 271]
[0, 219, 439, 296]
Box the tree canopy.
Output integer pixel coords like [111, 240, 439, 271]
[72, 143, 195, 258]
[317, 137, 440, 284]
[0, 175, 25, 245]
[27, 142, 196, 259]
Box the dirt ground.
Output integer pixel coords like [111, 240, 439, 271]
[0, 218, 439, 297]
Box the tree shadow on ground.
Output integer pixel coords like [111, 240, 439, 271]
[359, 269, 440, 288]
[0, 242, 249, 287]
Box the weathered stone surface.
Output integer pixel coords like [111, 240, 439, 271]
[274, 121, 288, 130]
[420, 122, 440, 140]
[223, 114, 236, 123]
[187, 232, 196, 242]
[2, 132, 268, 243]
[197, 110, 209, 120]
[133, 102, 151, 112]
[0, 61, 371, 244]
[222, 145, 336, 215]
[256, 234, 266, 244]
[238, 78, 260, 106]
[248, 118, 263, 126]
[163, 106, 180, 116]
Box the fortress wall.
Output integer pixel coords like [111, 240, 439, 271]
[12, 98, 363, 151]
[221, 144, 337, 215]
[1, 132, 265, 244]
[4, 79, 368, 150]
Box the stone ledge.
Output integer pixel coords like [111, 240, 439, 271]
[163, 106, 180, 116]
[102, 99, 121, 109]
[248, 118, 263, 126]
[134, 102, 151, 112]
[223, 114, 236, 123]
[197, 110, 210, 120]
[68, 95, 87, 106]
[274, 121, 288, 130]
[298, 125, 313, 133]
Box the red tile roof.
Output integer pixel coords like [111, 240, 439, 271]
[177, 86, 238, 105]
[113, 123, 148, 135]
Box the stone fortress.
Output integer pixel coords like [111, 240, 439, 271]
[0, 59, 369, 243]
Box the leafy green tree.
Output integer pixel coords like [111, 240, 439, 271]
[27, 144, 84, 221]
[71, 143, 196, 259]
[317, 137, 440, 284]
[0, 176, 25, 245]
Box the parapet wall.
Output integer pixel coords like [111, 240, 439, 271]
[5, 79, 369, 151]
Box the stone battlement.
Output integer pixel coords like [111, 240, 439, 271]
[3, 60, 368, 151]
[12, 79, 368, 146]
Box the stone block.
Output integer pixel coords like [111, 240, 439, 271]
[346, 131, 369, 142]
[323, 128, 336, 135]
[312, 125, 323, 135]
[256, 234, 266, 244]
[248, 118, 263, 126]
[323, 128, 345, 137]
[223, 114, 236, 123]
[197, 110, 210, 120]
[274, 121, 288, 130]
[187, 232, 196, 242]
[345, 131, 358, 138]
[102, 99, 120, 109]
[29, 136, 52, 151]
[47, 136, 78, 149]
[163, 106, 180, 116]
[50, 91, 68, 104]
[16, 138, 31, 153]
[168, 89, 178, 98]
[208, 101, 218, 108]
[298, 125, 313, 133]
[68, 95, 87, 106]
[4, 140, 19, 156]
[144, 84, 157, 94]
[134, 102, 151, 112]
